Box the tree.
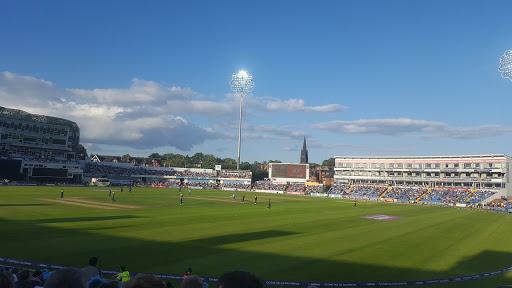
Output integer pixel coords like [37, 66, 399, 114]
[121, 154, 131, 163]
[251, 170, 268, 183]
[191, 152, 205, 164]
[221, 158, 237, 170]
[77, 144, 87, 160]
[240, 161, 252, 171]
[162, 153, 175, 167]
[322, 158, 335, 167]
[148, 153, 162, 159]
[309, 163, 320, 168]
[202, 154, 217, 169]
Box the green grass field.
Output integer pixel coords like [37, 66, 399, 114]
[1, 185, 512, 288]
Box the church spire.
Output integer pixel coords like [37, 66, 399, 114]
[300, 137, 308, 163]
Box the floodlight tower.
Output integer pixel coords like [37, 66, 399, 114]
[499, 50, 512, 81]
[230, 70, 254, 170]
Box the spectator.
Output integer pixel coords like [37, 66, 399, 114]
[9, 268, 19, 283]
[43, 268, 87, 288]
[28, 270, 44, 288]
[180, 275, 203, 288]
[97, 281, 120, 288]
[217, 271, 263, 288]
[82, 257, 101, 280]
[181, 268, 192, 281]
[112, 266, 130, 283]
[15, 270, 31, 288]
[0, 271, 15, 288]
[88, 277, 107, 288]
[122, 274, 165, 288]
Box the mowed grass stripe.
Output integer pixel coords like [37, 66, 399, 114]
[61, 197, 141, 209]
[38, 198, 121, 210]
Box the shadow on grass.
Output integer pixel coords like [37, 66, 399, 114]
[182, 230, 297, 246]
[0, 217, 510, 288]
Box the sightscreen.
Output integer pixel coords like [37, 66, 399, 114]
[269, 163, 308, 179]
[32, 168, 68, 178]
[0, 159, 22, 179]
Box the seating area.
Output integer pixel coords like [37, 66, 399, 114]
[304, 185, 321, 194]
[219, 182, 251, 190]
[84, 163, 217, 178]
[351, 184, 387, 199]
[287, 183, 306, 193]
[329, 182, 499, 206]
[329, 183, 351, 194]
[420, 188, 471, 204]
[252, 181, 287, 191]
[382, 186, 428, 202]
[186, 181, 218, 189]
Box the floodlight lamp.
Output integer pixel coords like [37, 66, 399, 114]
[499, 50, 512, 81]
[230, 70, 254, 96]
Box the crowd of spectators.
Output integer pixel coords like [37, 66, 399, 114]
[286, 183, 305, 193]
[329, 184, 351, 194]
[382, 186, 428, 202]
[218, 171, 252, 179]
[463, 189, 497, 205]
[252, 181, 287, 191]
[420, 188, 471, 204]
[351, 184, 388, 199]
[219, 183, 251, 190]
[0, 260, 264, 288]
[304, 185, 321, 194]
[329, 182, 498, 206]
[187, 181, 218, 189]
[7, 154, 80, 165]
[84, 164, 217, 178]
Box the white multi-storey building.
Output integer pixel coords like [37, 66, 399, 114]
[334, 154, 511, 197]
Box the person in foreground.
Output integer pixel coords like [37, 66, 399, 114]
[82, 256, 102, 280]
[180, 275, 203, 288]
[217, 270, 263, 288]
[112, 266, 130, 283]
[43, 268, 87, 288]
[0, 271, 15, 288]
[122, 274, 165, 288]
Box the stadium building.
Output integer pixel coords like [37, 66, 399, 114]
[334, 154, 512, 198]
[0, 106, 82, 182]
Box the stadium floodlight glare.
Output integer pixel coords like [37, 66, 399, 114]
[230, 70, 254, 170]
[499, 50, 512, 81]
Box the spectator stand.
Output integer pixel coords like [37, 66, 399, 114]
[253, 181, 286, 194]
[219, 181, 251, 191]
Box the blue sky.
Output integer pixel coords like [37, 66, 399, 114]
[1, 0, 511, 164]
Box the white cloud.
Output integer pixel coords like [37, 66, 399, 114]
[312, 118, 512, 139]
[0, 72, 220, 151]
[1, 71, 348, 153]
[265, 98, 347, 113]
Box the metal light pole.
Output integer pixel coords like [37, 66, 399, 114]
[499, 50, 512, 81]
[230, 70, 254, 170]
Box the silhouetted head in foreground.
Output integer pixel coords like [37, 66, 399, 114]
[217, 271, 263, 288]
[43, 268, 87, 288]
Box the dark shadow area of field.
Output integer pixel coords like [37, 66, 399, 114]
[181, 230, 297, 246]
[451, 250, 512, 273]
[0, 217, 510, 287]
[0, 204, 52, 207]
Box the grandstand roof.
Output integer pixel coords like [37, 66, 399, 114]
[0, 106, 79, 133]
